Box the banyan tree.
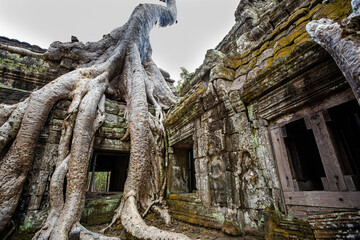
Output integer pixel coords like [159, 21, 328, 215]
[0, 0, 189, 239]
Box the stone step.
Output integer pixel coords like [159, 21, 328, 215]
[167, 193, 224, 230]
[307, 211, 360, 239]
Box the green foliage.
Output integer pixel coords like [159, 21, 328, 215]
[179, 67, 194, 81]
[175, 67, 194, 96]
[88, 172, 110, 192]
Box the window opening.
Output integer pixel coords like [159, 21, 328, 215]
[284, 119, 326, 191]
[327, 100, 360, 190]
[87, 153, 129, 192]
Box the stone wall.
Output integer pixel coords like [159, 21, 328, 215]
[1, 0, 360, 238]
[165, 0, 359, 237]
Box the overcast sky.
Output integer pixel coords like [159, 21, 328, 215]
[0, 0, 239, 80]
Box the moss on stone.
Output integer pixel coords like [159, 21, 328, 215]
[265, 210, 315, 240]
[229, 0, 352, 90]
[273, 21, 309, 55]
[221, 218, 242, 236]
[11, 210, 48, 240]
[81, 196, 122, 226]
[313, 0, 352, 22]
[166, 82, 205, 126]
[278, 8, 310, 33]
[0, 50, 47, 74]
[0, 82, 31, 93]
[167, 194, 225, 230]
[210, 65, 235, 81]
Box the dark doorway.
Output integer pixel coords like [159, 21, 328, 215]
[327, 100, 360, 190]
[284, 119, 326, 191]
[171, 146, 197, 194]
[188, 149, 196, 193]
[88, 152, 129, 192]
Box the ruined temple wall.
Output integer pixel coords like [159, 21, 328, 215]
[166, 57, 281, 235]
[165, 0, 358, 236]
[226, 0, 359, 217]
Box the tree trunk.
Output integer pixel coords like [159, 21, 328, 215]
[0, 1, 190, 239]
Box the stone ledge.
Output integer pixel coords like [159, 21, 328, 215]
[167, 193, 225, 230]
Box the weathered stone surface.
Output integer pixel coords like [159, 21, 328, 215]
[167, 193, 225, 230]
[165, 0, 359, 238]
[265, 211, 315, 239]
[81, 193, 123, 226]
[307, 211, 360, 239]
[209, 65, 235, 82]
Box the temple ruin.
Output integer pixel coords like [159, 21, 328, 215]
[0, 0, 359, 239]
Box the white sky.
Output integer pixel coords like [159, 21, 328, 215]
[0, 0, 239, 80]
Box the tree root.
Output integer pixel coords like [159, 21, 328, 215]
[71, 223, 119, 240]
[0, 1, 184, 239]
[142, 200, 161, 218]
[0, 44, 45, 59]
[0, 99, 29, 154]
[121, 196, 190, 240]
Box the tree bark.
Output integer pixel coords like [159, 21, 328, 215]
[306, 0, 360, 104]
[0, 1, 190, 239]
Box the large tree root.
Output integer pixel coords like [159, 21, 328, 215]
[0, 1, 189, 239]
[121, 196, 188, 240]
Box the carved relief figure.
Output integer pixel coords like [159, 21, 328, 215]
[208, 138, 227, 206]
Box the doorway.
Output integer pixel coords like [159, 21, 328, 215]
[88, 152, 129, 192]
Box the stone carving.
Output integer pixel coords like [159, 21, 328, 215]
[207, 138, 227, 207]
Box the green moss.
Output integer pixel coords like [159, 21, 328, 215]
[166, 82, 205, 126]
[211, 65, 235, 81]
[0, 50, 47, 73]
[81, 194, 122, 226]
[12, 210, 48, 240]
[248, 57, 258, 71]
[258, 42, 270, 55]
[278, 8, 310, 32]
[313, 0, 352, 22]
[231, 0, 352, 85]
[265, 211, 315, 240]
[0, 82, 31, 93]
[274, 21, 309, 54]
[167, 194, 225, 230]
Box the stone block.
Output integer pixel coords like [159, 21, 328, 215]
[243, 187, 272, 210]
[257, 48, 274, 64]
[80, 194, 122, 226]
[210, 65, 235, 81]
[167, 194, 225, 230]
[229, 90, 246, 114]
[200, 109, 215, 122]
[225, 171, 234, 206]
[208, 119, 223, 132]
[93, 137, 130, 152]
[202, 86, 218, 111]
[269, 8, 289, 29]
[198, 157, 209, 174]
[199, 173, 211, 206]
[286, 0, 311, 14]
[197, 133, 208, 158]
